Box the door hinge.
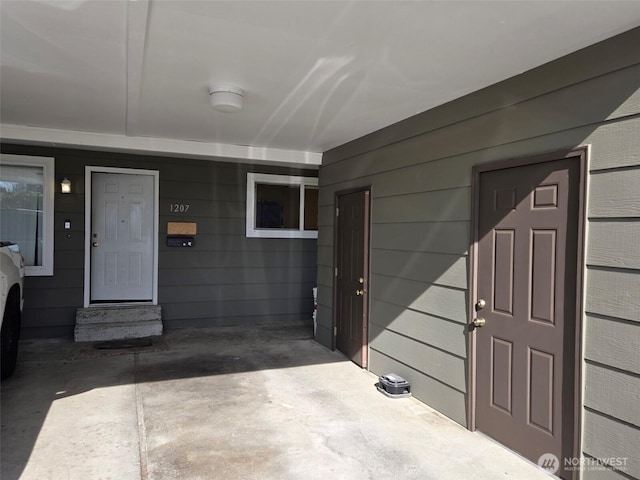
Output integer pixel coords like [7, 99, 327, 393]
[335, 267, 338, 277]
[336, 207, 339, 217]
[334, 326, 337, 336]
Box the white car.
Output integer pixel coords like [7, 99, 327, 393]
[1, 242, 24, 379]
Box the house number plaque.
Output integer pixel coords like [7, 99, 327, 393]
[170, 203, 190, 213]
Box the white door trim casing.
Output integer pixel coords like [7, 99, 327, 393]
[84, 166, 159, 308]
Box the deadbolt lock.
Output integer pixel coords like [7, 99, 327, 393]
[472, 317, 486, 328]
[358, 277, 365, 284]
[476, 299, 486, 309]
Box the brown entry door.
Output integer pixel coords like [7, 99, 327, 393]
[475, 157, 580, 479]
[335, 189, 370, 368]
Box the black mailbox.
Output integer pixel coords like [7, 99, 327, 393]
[167, 236, 194, 247]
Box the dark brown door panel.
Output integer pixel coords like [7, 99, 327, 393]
[474, 156, 582, 480]
[335, 189, 370, 368]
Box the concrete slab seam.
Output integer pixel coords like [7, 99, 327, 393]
[134, 353, 149, 480]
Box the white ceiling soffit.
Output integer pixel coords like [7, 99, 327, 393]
[1, 1, 639, 166]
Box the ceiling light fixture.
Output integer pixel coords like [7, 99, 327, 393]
[209, 85, 245, 113]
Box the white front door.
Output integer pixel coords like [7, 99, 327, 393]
[90, 172, 155, 302]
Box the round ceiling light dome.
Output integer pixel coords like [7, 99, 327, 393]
[209, 85, 245, 113]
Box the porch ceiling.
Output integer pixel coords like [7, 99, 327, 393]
[1, 1, 639, 166]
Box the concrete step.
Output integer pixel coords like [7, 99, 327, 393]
[76, 305, 162, 325]
[75, 320, 163, 342]
[74, 305, 162, 342]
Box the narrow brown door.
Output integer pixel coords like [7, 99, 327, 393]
[335, 189, 370, 367]
[475, 157, 580, 479]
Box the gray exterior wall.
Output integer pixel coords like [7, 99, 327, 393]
[317, 28, 640, 479]
[1, 145, 317, 338]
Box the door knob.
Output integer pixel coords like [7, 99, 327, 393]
[92, 242, 99, 247]
[472, 317, 486, 328]
[356, 289, 365, 296]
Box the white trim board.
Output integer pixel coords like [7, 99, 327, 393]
[1, 124, 322, 169]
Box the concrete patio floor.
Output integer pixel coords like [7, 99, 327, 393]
[1, 322, 553, 480]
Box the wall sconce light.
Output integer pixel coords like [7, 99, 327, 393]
[61, 177, 71, 194]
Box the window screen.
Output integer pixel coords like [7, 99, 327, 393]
[255, 183, 301, 229]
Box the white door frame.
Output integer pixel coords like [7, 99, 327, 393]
[84, 166, 159, 307]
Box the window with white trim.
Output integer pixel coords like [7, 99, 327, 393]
[246, 173, 318, 238]
[0, 154, 55, 275]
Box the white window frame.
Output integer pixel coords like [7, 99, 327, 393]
[0, 154, 55, 276]
[246, 173, 318, 239]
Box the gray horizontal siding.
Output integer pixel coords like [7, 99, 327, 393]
[158, 282, 314, 304]
[371, 188, 470, 223]
[162, 298, 310, 322]
[316, 225, 333, 247]
[587, 221, 640, 270]
[371, 274, 467, 324]
[370, 299, 467, 358]
[53, 229, 85, 251]
[315, 323, 333, 348]
[371, 250, 467, 289]
[318, 115, 640, 214]
[316, 266, 333, 288]
[317, 245, 333, 267]
[24, 269, 83, 289]
[317, 204, 334, 227]
[321, 63, 640, 183]
[584, 363, 640, 427]
[323, 29, 640, 166]
[585, 140, 640, 480]
[588, 117, 640, 171]
[371, 222, 469, 255]
[317, 27, 640, 449]
[157, 168, 245, 186]
[20, 287, 83, 308]
[585, 267, 640, 323]
[163, 313, 308, 330]
[159, 250, 315, 269]
[158, 198, 245, 218]
[1, 144, 317, 337]
[585, 315, 640, 375]
[583, 409, 640, 480]
[369, 325, 466, 392]
[159, 266, 317, 287]
[368, 349, 466, 426]
[316, 305, 332, 330]
[588, 168, 640, 218]
[582, 466, 633, 480]
[316, 285, 332, 310]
